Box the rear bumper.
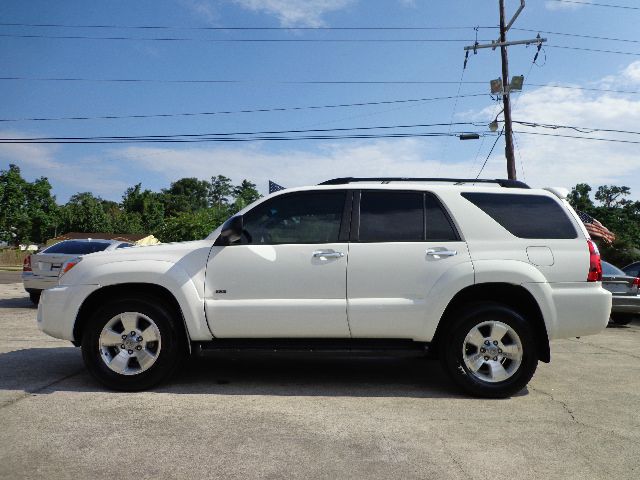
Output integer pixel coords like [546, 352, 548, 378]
[525, 282, 612, 340]
[37, 284, 100, 341]
[611, 294, 640, 315]
[22, 273, 59, 292]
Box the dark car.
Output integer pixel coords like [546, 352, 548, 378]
[622, 261, 640, 278]
[602, 261, 640, 325]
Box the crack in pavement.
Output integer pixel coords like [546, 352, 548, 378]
[528, 385, 577, 422]
[0, 368, 85, 411]
[529, 385, 640, 447]
[567, 338, 640, 360]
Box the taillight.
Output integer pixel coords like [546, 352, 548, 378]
[23, 255, 32, 272]
[59, 256, 82, 277]
[633, 277, 640, 287]
[586, 240, 602, 282]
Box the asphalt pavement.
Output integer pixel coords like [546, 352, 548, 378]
[0, 282, 639, 479]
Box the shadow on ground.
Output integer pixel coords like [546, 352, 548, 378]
[0, 346, 482, 399]
[0, 296, 35, 309]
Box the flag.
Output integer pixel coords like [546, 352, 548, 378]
[577, 210, 616, 244]
[269, 180, 286, 194]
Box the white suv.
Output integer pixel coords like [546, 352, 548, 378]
[37, 178, 612, 397]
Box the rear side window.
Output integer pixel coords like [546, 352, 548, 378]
[116, 243, 133, 249]
[359, 191, 424, 242]
[461, 193, 577, 239]
[425, 194, 458, 241]
[358, 191, 459, 242]
[44, 240, 112, 254]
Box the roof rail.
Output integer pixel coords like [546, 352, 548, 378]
[318, 177, 530, 189]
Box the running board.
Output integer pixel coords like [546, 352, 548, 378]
[194, 338, 429, 356]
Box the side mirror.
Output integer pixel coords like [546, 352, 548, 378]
[215, 215, 244, 245]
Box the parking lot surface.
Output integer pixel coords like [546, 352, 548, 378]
[0, 281, 638, 479]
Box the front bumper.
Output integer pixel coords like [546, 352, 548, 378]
[37, 284, 100, 341]
[611, 294, 640, 315]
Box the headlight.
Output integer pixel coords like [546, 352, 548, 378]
[59, 257, 82, 277]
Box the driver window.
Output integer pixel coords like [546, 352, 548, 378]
[239, 191, 345, 245]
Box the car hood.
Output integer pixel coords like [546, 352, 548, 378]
[59, 239, 215, 286]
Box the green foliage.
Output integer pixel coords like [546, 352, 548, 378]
[161, 177, 210, 217]
[568, 183, 640, 267]
[0, 167, 264, 244]
[0, 164, 58, 244]
[232, 179, 261, 210]
[156, 205, 231, 243]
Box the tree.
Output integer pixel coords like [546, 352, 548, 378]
[567, 183, 594, 212]
[122, 183, 165, 232]
[0, 164, 58, 244]
[208, 175, 233, 208]
[161, 177, 210, 217]
[60, 192, 112, 233]
[156, 206, 229, 243]
[232, 179, 261, 210]
[594, 185, 631, 209]
[568, 183, 640, 266]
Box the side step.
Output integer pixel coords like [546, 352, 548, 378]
[194, 338, 429, 356]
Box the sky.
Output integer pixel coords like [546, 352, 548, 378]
[1, 0, 640, 203]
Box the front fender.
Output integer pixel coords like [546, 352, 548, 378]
[70, 260, 212, 341]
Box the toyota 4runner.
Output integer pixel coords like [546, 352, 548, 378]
[37, 177, 612, 397]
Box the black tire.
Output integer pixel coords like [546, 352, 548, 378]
[611, 314, 633, 326]
[29, 291, 41, 305]
[81, 297, 187, 391]
[439, 303, 538, 398]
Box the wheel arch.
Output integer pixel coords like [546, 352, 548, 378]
[431, 282, 550, 363]
[73, 283, 191, 353]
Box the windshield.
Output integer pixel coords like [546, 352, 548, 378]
[44, 240, 112, 255]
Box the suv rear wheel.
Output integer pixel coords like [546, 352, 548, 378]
[439, 303, 538, 398]
[81, 297, 186, 391]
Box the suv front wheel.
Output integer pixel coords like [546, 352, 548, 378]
[81, 297, 186, 391]
[440, 303, 538, 398]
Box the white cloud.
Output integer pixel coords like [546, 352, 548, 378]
[0, 132, 129, 199]
[180, 0, 219, 24]
[469, 87, 640, 196]
[621, 61, 640, 84]
[545, 0, 589, 11]
[115, 138, 479, 193]
[232, 0, 356, 27]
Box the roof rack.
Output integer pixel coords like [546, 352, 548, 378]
[318, 177, 530, 189]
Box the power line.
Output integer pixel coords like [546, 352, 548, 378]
[4, 32, 640, 55]
[0, 22, 495, 31]
[0, 131, 490, 144]
[547, 44, 640, 56]
[2, 76, 640, 96]
[0, 121, 486, 142]
[0, 93, 489, 123]
[0, 76, 490, 85]
[547, 0, 640, 10]
[513, 120, 640, 136]
[514, 130, 640, 144]
[0, 33, 492, 43]
[476, 127, 504, 179]
[514, 28, 640, 45]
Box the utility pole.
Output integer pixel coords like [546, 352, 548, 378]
[464, 1, 545, 180]
[499, 0, 517, 180]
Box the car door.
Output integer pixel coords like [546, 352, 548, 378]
[347, 190, 471, 339]
[205, 189, 352, 338]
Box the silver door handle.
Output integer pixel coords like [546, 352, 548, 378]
[426, 249, 457, 257]
[313, 250, 345, 258]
